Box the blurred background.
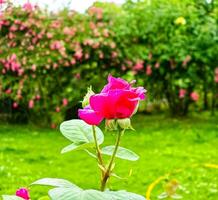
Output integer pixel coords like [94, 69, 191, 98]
[0, 0, 217, 126]
[0, 1, 218, 199]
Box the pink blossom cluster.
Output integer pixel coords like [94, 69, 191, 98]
[1, 54, 23, 75]
[179, 89, 187, 99]
[179, 89, 199, 102]
[88, 6, 103, 20]
[22, 2, 36, 12]
[190, 91, 199, 102]
[133, 60, 144, 71]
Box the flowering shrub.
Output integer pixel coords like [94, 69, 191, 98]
[0, 0, 217, 125]
[0, 3, 130, 125]
[3, 75, 146, 200]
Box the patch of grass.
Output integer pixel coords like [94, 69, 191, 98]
[0, 113, 218, 199]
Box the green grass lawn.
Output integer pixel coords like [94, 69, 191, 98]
[0, 113, 218, 200]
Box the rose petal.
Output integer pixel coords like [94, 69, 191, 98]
[16, 188, 30, 200]
[101, 75, 130, 93]
[78, 106, 103, 125]
[90, 89, 139, 119]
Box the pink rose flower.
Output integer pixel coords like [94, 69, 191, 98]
[155, 62, 160, 69]
[111, 51, 118, 58]
[23, 2, 34, 12]
[28, 99, 34, 109]
[133, 60, 144, 71]
[55, 107, 60, 112]
[51, 123, 56, 129]
[5, 88, 12, 94]
[0, 0, 5, 6]
[31, 65, 36, 71]
[62, 98, 68, 106]
[35, 95, 41, 100]
[190, 92, 199, 102]
[146, 65, 152, 76]
[179, 89, 186, 99]
[16, 188, 30, 200]
[74, 50, 83, 60]
[215, 75, 218, 83]
[13, 102, 18, 109]
[78, 105, 103, 125]
[78, 75, 146, 125]
[46, 32, 53, 39]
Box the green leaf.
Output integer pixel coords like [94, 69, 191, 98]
[111, 173, 126, 180]
[84, 149, 97, 159]
[46, 183, 146, 200]
[106, 190, 146, 200]
[101, 146, 139, 161]
[48, 188, 110, 200]
[31, 178, 79, 189]
[60, 120, 104, 153]
[61, 143, 94, 154]
[2, 196, 23, 200]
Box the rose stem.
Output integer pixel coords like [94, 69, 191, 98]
[100, 128, 124, 191]
[92, 126, 105, 182]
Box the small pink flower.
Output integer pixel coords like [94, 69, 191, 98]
[11, 53, 17, 60]
[99, 51, 104, 59]
[13, 102, 18, 109]
[146, 65, 152, 76]
[133, 60, 144, 71]
[110, 42, 116, 49]
[46, 32, 53, 39]
[23, 2, 34, 12]
[50, 41, 63, 50]
[215, 75, 218, 83]
[85, 53, 90, 60]
[103, 29, 109, 37]
[155, 62, 160, 69]
[74, 50, 83, 60]
[51, 20, 61, 29]
[28, 99, 34, 109]
[111, 51, 118, 58]
[10, 25, 17, 32]
[62, 98, 68, 106]
[121, 65, 126, 71]
[75, 73, 81, 79]
[31, 65, 36, 71]
[190, 92, 199, 102]
[179, 89, 186, 99]
[55, 107, 60, 112]
[5, 88, 12, 94]
[51, 123, 56, 129]
[35, 95, 41, 100]
[70, 58, 76, 65]
[89, 22, 96, 30]
[0, 0, 6, 6]
[16, 188, 30, 200]
[63, 27, 75, 36]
